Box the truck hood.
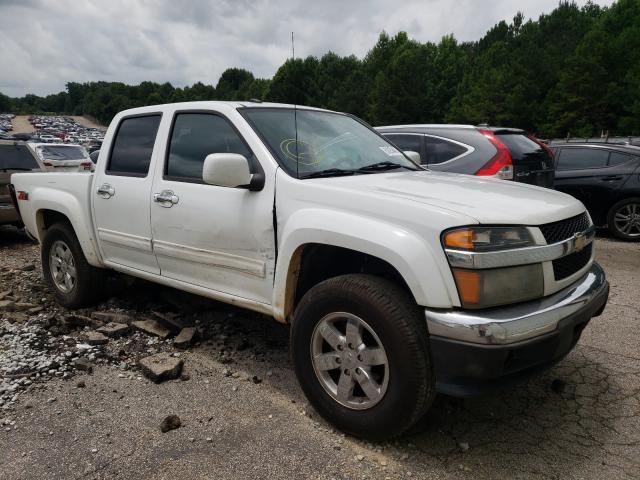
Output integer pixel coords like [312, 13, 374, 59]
[323, 170, 585, 225]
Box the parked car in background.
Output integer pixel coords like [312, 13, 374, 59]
[376, 125, 555, 188]
[549, 142, 640, 241]
[27, 143, 93, 171]
[0, 140, 46, 226]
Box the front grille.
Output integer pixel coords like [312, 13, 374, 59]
[552, 244, 592, 280]
[539, 212, 591, 244]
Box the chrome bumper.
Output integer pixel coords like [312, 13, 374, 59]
[425, 262, 608, 345]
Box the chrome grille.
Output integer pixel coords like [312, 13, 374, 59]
[539, 212, 591, 244]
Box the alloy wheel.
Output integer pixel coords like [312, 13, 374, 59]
[310, 312, 389, 410]
[613, 203, 640, 237]
[49, 240, 77, 293]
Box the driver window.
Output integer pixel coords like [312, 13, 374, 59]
[165, 113, 255, 181]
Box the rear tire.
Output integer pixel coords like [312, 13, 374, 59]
[607, 197, 640, 241]
[290, 274, 435, 440]
[42, 222, 106, 308]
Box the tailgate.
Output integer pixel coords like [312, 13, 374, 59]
[495, 132, 555, 188]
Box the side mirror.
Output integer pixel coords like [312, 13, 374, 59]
[403, 150, 421, 164]
[203, 153, 254, 189]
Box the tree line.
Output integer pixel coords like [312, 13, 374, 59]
[1, 0, 639, 138]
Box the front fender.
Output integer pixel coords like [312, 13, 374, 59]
[30, 188, 102, 267]
[272, 208, 457, 321]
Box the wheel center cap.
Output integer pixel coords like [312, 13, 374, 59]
[343, 351, 356, 368]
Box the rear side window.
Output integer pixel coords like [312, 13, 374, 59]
[107, 115, 161, 176]
[166, 113, 253, 181]
[0, 144, 39, 170]
[557, 148, 609, 170]
[383, 134, 423, 163]
[496, 133, 546, 159]
[608, 151, 634, 166]
[425, 136, 468, 164]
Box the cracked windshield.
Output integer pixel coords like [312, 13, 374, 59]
[241, 108, 420, 178]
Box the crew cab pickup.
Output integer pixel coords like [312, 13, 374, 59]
[10, 102, 609, 440]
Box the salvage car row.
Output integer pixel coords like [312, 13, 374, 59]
[27, 115, 104, 151]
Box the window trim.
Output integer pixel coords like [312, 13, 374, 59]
[162, 109, 261, 185]
[105, 112, 163, 178]
[556, 147, 612, 171]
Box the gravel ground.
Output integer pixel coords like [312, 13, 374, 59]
[0, 226, 638, 480]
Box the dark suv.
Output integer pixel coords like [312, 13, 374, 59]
[0, 140, 46, 227]
[376, 125, 555, 188]
[550, 142, 640, 241]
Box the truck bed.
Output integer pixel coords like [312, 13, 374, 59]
[10, 171, 96, 245]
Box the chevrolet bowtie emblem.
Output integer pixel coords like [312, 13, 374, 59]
[573, 232, 587, 252]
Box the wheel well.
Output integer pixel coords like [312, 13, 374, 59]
[36, 209, 72, 237]
[285, 243, 413, 321]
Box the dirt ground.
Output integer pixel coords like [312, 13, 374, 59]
[0, 228, 638, 480]
[68, 116, 104, 129]
[10, 116, 34, 134]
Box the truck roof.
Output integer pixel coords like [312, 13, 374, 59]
[117, 101, 334, 118]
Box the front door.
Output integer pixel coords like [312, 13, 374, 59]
[92, 114, 162, 274]
[150, 110, 275, 305]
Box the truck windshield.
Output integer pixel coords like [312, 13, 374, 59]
[36, 145, 88, 161]
[240, 108, 420, 178]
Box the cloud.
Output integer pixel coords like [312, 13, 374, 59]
[0, 0, 615, 97]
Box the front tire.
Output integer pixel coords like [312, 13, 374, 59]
[607, 197, 640, 241]
[290, 274, 435, 440]
[42, 222, 106, 308]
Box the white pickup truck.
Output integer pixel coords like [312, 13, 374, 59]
[9, 101, 609, 440]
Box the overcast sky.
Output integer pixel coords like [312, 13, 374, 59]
[0, 0, 615, 97]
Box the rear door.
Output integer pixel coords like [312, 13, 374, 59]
[92, 114, 162, 274]
[495, 132, 555, 187]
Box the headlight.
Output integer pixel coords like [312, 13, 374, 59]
[443, 226, 543, 309]
[443, 226, 535, 252]
[452, 264, 544, 309]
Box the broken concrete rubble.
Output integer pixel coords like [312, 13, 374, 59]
[133, 319, 171, 339]
[91, 312, 133, 325]
[138, 353, 183, 383]
[84, 331, 109, 346]
[174, 327, 197, 349]
[96, 322, 129, 338]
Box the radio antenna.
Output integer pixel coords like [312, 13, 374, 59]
[291, 32, 295, 60]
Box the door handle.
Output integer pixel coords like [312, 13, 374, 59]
[96, 183, 115, 198]
[153, 190, 179, 207]
[601, 175, 623, 181]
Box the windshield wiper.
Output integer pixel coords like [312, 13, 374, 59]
[300, 168, 357, 179]
[356, 161, 412, 172]
[0, 167, 34, 172]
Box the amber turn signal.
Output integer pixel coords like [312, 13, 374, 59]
[444, 229, 474, 250]
[452, 269, 481, 305]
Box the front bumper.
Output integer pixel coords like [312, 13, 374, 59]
[425, 262, 609, 396]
